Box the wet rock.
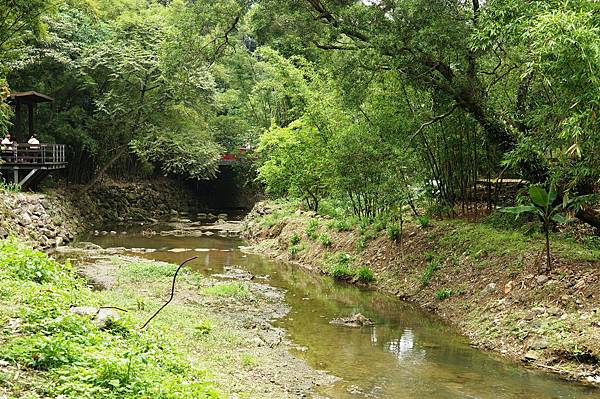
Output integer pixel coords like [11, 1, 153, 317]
[73, 242, 103, 251]
[213, 267, 254, 281]
[330, 313, 374, 328]
[586, 375, 600, 384]
[522, 351, 540, 362]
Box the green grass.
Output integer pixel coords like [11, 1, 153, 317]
[306, 219, 319, 240]
[0, 180, 21, 193]
[356, 266, 375, 283]
[435, 288, 453, 300]
[0, 239, 220, 399]
[240, 353, 257, 368]
[289, 232, 301, 246]
[420, 257, 441, 286]
[440, 220, 600, 263]
[200, 283, 251, 299]
[318, 233, 332, 247]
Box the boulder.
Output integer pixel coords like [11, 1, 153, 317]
[330, 313, 374, 328]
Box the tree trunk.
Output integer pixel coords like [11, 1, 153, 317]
[544, 227, 551, 272]
[81, 146, 128, 193]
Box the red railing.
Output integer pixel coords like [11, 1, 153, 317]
[0, 143, 67, 165]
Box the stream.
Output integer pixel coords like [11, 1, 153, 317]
[84, 219, 598, 399]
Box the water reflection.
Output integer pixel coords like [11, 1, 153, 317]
[86, 232, 599, 399]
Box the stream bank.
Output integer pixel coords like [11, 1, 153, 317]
[242, 201, 600, 386]
[0, 239, 334, 399]
[0, 178, 213, 249]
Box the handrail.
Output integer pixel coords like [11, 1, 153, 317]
[0, 143, 67, 165]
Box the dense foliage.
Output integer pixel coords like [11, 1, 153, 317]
[0, 0, 598, 225]
[0, 240, 219, 398]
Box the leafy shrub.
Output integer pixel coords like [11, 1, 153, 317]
[416, 215, 430, 228]
[306, 219, 319, 239]
[0, 240, 66, 284]
[289, 232, 301, 246]
[327, 217, 356, 232]
[289, 244, 302, 257]
[421, 259, 441, 286]
[386, 223, 401, 242]
[329, 263, 354, 280]
[356, 266, 374, 283]
[194, 319, 214, 336]
[318, 233, 332, 247]
[435, 288, 453, 300]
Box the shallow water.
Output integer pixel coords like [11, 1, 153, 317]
[89, 229, 599, 399]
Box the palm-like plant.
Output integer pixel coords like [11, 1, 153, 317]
[502, 185, 569, 271]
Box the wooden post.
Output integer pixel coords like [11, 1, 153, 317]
[28, 103, 34, 138]
[14, 99, 21, 142]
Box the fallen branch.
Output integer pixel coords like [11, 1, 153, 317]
[141, 256, 198, 329]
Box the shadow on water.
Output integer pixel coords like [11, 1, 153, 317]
[87, 230, 599, 399]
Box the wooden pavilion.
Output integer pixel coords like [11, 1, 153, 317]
[0, 92, 67, 188]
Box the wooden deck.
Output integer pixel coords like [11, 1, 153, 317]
[0, 144, 67, 188]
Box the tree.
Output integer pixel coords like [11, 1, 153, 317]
[257, 118, 330, 212]
[502, 186, 569, 271]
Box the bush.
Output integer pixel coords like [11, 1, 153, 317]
[329, 263, 354, 280]
[416, 215, 430, 228]
[0, 240, 67, 284]
[421, 258, 441, 286]
[327, 217, 357, 232]
[289, 232, 301, 246]
[318, 233, 332, 247]
[356, 266, 374, 283]
[386, 223, 401, 242]
[306, 219, 319, 239]
[435, 288, 453, 300]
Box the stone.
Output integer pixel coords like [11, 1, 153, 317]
[20, 212, 32, 225]
[70, 306, 99, 317]
[330, 313, 374, 328]
[536, 275, 549, 284]
[586, 375, 600, 384]
[522, 351, 539, 362]
[548, 307, 564, 316]
[109, 231, 117, 236]
[94, 308, 122, 329]
[532, 306, 546, 315]
[528, 339, 549, 350]
[72, 242, 103, 251]
[0, 227, 8, 239]
[482, 283, 497, 294]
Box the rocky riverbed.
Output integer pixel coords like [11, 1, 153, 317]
[69, 253, 336, 398]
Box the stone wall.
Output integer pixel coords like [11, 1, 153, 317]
[0, 192, 82, 249]
[0, 178, 200, 249]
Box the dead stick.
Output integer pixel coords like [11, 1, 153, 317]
[141, 256, 198, 329]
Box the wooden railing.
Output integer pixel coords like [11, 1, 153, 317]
[0, 144, 67, 165]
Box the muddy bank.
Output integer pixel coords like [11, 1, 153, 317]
[242, 201, 600, 386]
[73, 253, 335, 398]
